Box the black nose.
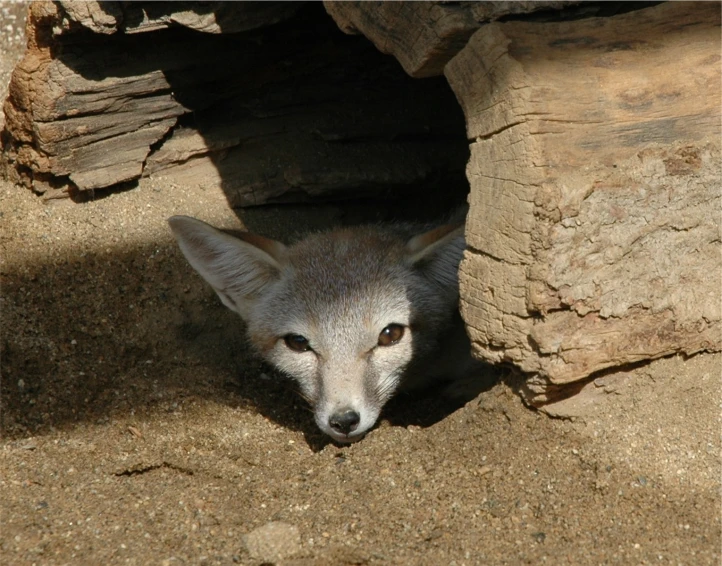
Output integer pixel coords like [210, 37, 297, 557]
[329, 409, 360, 435]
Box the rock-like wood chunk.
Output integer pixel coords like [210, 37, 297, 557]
[3, 2, 193, 192]
[1, 1, 309, 195]
[446, 2, 721, 402]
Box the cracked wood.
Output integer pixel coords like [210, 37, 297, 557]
[446, 1, 721, 402]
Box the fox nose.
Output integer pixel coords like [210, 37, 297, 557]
[329, 409, 360, 435]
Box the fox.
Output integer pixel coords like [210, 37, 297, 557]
[168, 214, 479, 443]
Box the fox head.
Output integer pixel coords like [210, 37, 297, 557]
[168, 215, 466, 443]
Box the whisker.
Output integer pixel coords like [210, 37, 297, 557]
[376, 371, 401, 400]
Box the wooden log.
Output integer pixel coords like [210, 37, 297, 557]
[0, 1, 306, 193]
[2, 3, 469, 203]
[323, 1, 578, 78]
[445, 1, 721, 403]
[3, 2, 196, 192]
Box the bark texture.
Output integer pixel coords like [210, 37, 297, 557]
[445, 1, 721, 403]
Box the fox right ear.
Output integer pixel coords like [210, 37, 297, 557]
[168, 216, 286, 319]
[406, 223, 466, 301]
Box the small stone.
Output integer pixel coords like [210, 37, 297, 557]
[243, 522, 301, 562]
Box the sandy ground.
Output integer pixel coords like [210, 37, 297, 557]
[1, 4, 721, 565]
[1, 164, 720, 566]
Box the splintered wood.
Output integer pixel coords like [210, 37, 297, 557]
[445, 2, 721, 403]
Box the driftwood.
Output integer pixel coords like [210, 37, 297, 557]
[2, 2, 469, 204]
[445, 1, 721, 403]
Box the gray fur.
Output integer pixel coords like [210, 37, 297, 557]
[168, 215, 475, 443]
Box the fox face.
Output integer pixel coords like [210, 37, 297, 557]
[169, 215, 468, 443]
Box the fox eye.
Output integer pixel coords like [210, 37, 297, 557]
[283, 334, 311, 352]
[378, 324, 404, 347]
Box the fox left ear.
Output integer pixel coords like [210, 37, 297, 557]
[406, 223, 466, 294]
[168, 215, 287, 320]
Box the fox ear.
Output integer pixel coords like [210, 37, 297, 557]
[168, 216, 286, 319]
[406, 223, 466, 296]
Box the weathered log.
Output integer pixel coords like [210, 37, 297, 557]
[2, 2, 469, 203]
[3, 1, 199, 192]
[446, 1, 721, 403]
[323, 1, 579, 78]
